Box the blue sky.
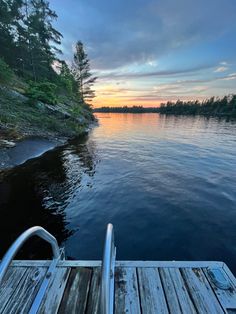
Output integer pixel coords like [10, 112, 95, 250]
[50, 0, 236, 107]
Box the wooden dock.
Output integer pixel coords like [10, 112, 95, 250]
[1, 260, 236, 313]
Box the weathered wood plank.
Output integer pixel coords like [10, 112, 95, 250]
[0, 267, 27, 311]
[203, 267, 236, 310]
[58, 267, 92, 314]
[38, 267, 71, 314]
[181, 268, 224, 313]
[159, 268, 182, 313]
[222, 263, 236, 288]
[137, 267, 168, 314]
[2, 266, 47, 314]
[11, 260, 224, 268]
[86, 267, 101, 314]
[1, 262, 235, 314]
[115, 267, 141, 314]
[168, 268, 196, 313]
[115, 261, 224, 268]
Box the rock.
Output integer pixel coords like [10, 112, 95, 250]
[45, 103, 72, 119]
[0, 140, 16, 148]
[35, 101, 46, 110]
[76, 116, 86, 124]
[8, 89, 28, 101]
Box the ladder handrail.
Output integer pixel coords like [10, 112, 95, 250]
[100, 223, 116, 314]
[0, 226, 60, 284]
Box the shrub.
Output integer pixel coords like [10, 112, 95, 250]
[26, 81, 58, 105]
[0, 58, 13, 84]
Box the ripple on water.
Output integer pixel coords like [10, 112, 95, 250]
[0, 113, 236, 272]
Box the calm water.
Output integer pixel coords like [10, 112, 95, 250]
[0, 113, 236, 271]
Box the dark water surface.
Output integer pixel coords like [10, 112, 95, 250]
[0, 137, 57, 169]
[0, 113, 236, 271]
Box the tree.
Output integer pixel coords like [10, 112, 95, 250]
[0, 0, 63, 81]
[58, 60, 77, 96]
[0, 57, 14, 83]
[25, 0, 63, 81]
[72, 41, 97, 102]
[0, 0, 23, 67]
[0, 0, 97, 109]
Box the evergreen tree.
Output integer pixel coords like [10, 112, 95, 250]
[0, 0, 96, 106]
[72, 41, 97, 102]
[59, 60, 77, 96]
[25, 0, 62, 80]
[0, 0, 23, 67]
[0, 0, 63, 80]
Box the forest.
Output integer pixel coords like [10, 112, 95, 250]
[0, 0, 96, 140]
[158, 95, 236, 116]
[0, 0, 96, 102]
[94, 95, 236, 117]
[94, 106, 160, 113]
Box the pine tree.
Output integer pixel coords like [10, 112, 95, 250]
[26, 0, 62, 80]
[72, 41, 97, 103]
[0, 0, 23, 67]
[59, 60, 77, 96]
[0, 0, 63, 81]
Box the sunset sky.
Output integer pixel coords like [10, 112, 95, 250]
[50, 0, 236, 107]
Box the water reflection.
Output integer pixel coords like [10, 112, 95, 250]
[0, 114, 236, 273]
[0, 134, 97, 259]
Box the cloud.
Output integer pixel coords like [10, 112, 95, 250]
[222, 73, 236, 81]
[51, 0, 236, 70]
[214, 66, 228, 73]
[152, 83, 209, 96]
[97, 64, 214, 80]
[220, 61, 228, 66]
[125, 94, 208, 102]
[50, 0, 236, 106]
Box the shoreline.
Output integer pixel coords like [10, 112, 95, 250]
[0, 121, 96, 172]
[0, 84, 97, 171]
[94, 110, 236, 118]
[0, 137, 63, 171]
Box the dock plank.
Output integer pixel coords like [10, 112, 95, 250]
[2, 266, 47, 314]
[137, 267, 168, 314]
[1, 262, 235, 314]
[58, 267, 92, 314]
[38, 267, 71, 314]
[181, 268, 224, 313]
[168, 268, 196, 313]
[86, 267, 101, 314]
[0, 267, 27, 311]
[159, 268, 183, 313]
[203, 267, 236, 310]
[115, 267, 141, 314]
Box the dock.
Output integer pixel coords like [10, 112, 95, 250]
[0, 225, 236, 313]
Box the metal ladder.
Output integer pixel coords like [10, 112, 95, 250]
[0, 224, 116, 314]
[100, 223, 116, 314]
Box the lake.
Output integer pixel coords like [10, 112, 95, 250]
[0, 113, 236, 272]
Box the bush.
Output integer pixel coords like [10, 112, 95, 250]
[26, 81, 58, 105]
[0, 58, 13, 84]
[59, 77, 74, 96]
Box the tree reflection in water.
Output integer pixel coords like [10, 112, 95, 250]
[0, 134, 97, 259]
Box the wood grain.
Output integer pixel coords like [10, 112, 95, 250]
[137, 267, 168, 314]
[181, 268, 224, 313]
[58, 267, 92, 314]
[115, 267, 141, 314]
[38, 267, 71, 314]
[2, 266, 47, 314]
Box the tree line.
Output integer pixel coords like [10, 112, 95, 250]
[0, 0, 96, 105]
[94, 106, 160, 113]
[159, 95, 236, 116]
[94, 95, 236, 117]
